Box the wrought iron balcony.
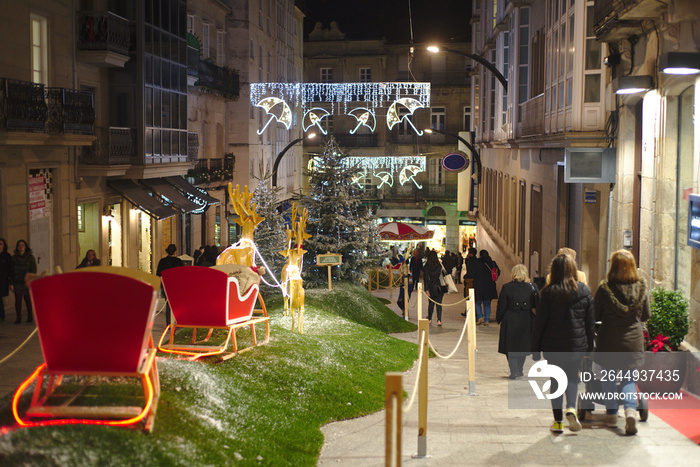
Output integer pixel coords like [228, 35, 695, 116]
[77, 11, 130, 56]
[334, 133, 378, 147]
[187, 132, 199, 160]
[46, 88, 95, 134]
[195, 60, 240, 100]
[0, 78, 47, 132]
[80, 127, 134, 165]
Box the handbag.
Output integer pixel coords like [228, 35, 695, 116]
[444, 273, 458, 294]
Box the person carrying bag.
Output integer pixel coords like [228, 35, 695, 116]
[423, 251, 445, 326]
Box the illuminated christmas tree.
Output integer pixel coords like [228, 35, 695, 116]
[301, 137, 381, 285]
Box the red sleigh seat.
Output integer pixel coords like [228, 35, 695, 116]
[158, 266, 269, 360]
[12, 271, 160, 431]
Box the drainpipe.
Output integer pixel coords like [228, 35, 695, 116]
[606, 182, 614, 271]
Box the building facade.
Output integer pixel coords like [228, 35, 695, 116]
[303, 23, 474, 253]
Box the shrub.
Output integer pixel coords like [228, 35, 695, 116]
[646, 287, 690, 351]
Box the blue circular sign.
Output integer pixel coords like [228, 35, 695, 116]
[441, 151, 470, 172]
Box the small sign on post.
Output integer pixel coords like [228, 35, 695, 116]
[316, 252, 342, 290]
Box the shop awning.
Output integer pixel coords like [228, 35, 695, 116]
[107, 179, 178, 220]
[141, 178, 200, 213]
[163, 176, 219, 205]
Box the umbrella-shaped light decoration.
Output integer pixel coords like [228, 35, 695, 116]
[255, 97, 292, 135]
[375, 171, 394, 189]
[399, 164, 423, 189]
[351, 171, 367, 189]
[302, 108, 331, 134]
[378, 222, 434, 242]
[348, 107, 376, 134]
[386, 97, 425, 135]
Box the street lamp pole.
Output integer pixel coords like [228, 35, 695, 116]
[423, 128, 482, 183]
[426, 46, 507, 90]
[272, 133, 316, 187]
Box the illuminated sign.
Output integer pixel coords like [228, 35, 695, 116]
[688, 193, 700, 250]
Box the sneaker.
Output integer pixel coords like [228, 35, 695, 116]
[603, 414, 618, 428]
[566, 408, 581, 432]
[476, 318, 484, 325]
[550, 421, 564, 433]
[625, 408, 637, 435]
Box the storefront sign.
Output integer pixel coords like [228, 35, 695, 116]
[426, 219, 446, 225]
[316, 253, 342, 266]
[688, 194, 700, 250]
[380, 217, 424, 225]
[441, 151, 470, 172]
[459, 220, 477, 226]
[585, 190, 597, 203]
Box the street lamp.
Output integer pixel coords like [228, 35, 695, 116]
[427, 45, 507, 90]
[272, 132, 316, 187]
[423, 128, 482, 183]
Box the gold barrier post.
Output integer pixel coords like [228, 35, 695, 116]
[385, 372, 403, 467]
[403, 276, 409, 321]
[389, 269, 393, 299]
[416, 320, 429, 458]
[376, 267, 380, 290]
[417, 282, 423, 321]
[368, 271, 372, 292]
[467, 288, 477, 395]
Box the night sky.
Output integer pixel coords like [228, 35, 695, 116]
[300, 0, 472, 45]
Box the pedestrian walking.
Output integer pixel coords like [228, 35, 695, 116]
[593, 249, 650, 435]
[423, 250, 445, 326]
[546, 247, 587, 286]
[0, 238, 11, 321]
[496, 264, 539, 379]
[409, 248, 423, 289]
[9, 239, 37, 323]
[156, 244, 185, 326]
[531, 254, 595, 434]
[473, 249, 499, 326]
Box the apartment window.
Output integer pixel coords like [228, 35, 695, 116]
[259, 0, 263, 28]
[584, 4, 601, 102]
[216, 30, 224, 66]
[202, 24, 210, 59]
[397, 107, 412, 136]
[431, 107, 446, 131]
[502, 31, 509, 128]
[518, 7, 530, 122]
[518, 179, 526, 261]
[267, 52, 271, 81]
[321, 115, 334, 135]
[463, 106, 471, 131]
[320, 67, 333, 83]
[30, 14, 48, 85]
[186, 15, 194, 35]
[359, 67, 372, 82]
[429, 158, 444, 185]
[490, 50, 496, 132]
[267, 0, 271, 34]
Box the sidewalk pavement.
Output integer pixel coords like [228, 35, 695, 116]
[318, 287, 700, 466]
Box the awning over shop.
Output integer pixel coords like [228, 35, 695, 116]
[107, 179, 178, 220]
[163, 176, 219, 205]
[141, 178, 200, 213]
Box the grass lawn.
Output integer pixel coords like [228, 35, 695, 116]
[0, 282, 417, 466]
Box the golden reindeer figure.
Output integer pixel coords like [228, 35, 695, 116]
[217, 183, 265, 267]
[279, 204, 310, 333]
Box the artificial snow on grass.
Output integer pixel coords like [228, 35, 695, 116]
[0, 283, 417, 466]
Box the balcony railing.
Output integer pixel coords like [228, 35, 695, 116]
[46, 88, 95, 134]
[0, 78, 47, 132]
[80, 127, 134, 164]
[196, 59, 239, 100]
[519, 94, 544, 137]
[77, 11, 130, 56]
[187, 132, 199, 160]
[334, 133, 378, 147]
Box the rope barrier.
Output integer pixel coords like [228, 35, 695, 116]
[427, 311, 470, 359]
[421, 290, 470, 307]
[0, 328, 38, 366]
[402, 329, 426, 413]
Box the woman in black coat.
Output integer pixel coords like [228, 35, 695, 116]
[0, 238, 11, 321]
[497, 264, 538, 379]
[473, 249, 499, 326]
[9, 239, 37, 323]
[423, 250, 445, 326]
[156, 244, 185, 326]
[531, 254, 595, 434]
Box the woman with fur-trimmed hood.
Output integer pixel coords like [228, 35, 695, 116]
[593, 249, 650, 435]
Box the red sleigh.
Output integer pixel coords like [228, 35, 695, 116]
[12, 271, 160, 431]
[157, 266, 269, 360]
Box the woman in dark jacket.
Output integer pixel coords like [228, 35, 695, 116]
[9, 239, 37, 323]
[76, 249, 101, 268]
[531, 254, 595, 434]
[593, 249, 650, 435]
[497, 264, 539, 379]
[473, 249, 499, 326]
[410, 249, 423, 289]
[423, 250, 445, 326]
[0, 238, 11, 321]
